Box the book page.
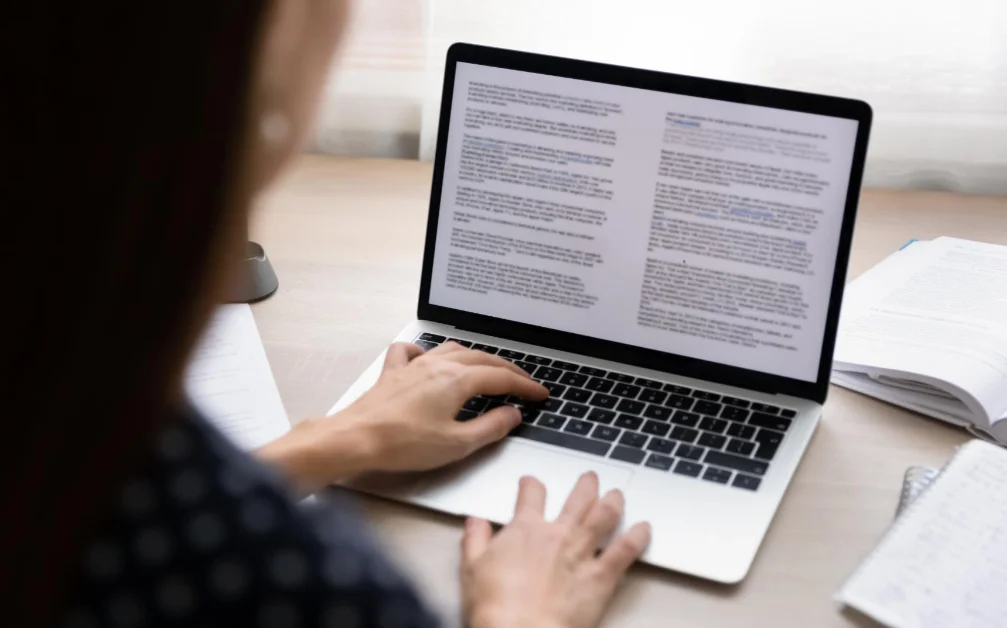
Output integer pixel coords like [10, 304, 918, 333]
[429, 62, 860, 383]
[837, 440, 1007, 628]
[834, 238, 1007, 426]
[185, 305, 290, 451]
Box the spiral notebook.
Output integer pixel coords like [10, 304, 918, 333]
[836, 440, 1007, 628]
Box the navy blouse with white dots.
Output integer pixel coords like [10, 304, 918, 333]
[62, 405, 441, 628]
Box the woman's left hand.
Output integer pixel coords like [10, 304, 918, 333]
[257, 341, 548, 492]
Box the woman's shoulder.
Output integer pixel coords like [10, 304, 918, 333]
[62, 407, 438, 628]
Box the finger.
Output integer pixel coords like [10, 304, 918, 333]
[598, 521, 651, 576]
[441, 348, 531, 379]
[513, 475, 546, 521]
[555, 472, 599, 525]
[461, 517, 493, 566]
[460, 366, 548, 400]
[453, 405, 522, 453]
[425, 340, 468, 355]
[382, 342, 424, 373]
[576, 489, 624, 554]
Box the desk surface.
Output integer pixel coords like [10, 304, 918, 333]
[251, 156, 1007, 628]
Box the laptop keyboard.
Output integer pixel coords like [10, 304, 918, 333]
[417, 333, 797, 492]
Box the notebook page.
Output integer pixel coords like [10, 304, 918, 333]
[836, 440, 1007, 628]
[185, 304, 290, 451]
[834, 237, 1007, 423]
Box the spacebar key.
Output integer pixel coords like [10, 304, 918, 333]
[704, 451, 769, 476]
[512, 425, 611, 456]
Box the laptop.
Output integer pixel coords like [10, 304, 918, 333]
[329, 43, 872, 583]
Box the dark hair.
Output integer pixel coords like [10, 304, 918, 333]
[2, 3, 270, 624]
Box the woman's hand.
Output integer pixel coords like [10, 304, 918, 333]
[461, 473, 651, 628]
[258, 341, 548, 492]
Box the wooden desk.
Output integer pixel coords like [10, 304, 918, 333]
[251, 155, 1007, 628]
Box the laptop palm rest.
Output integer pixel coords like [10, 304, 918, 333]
[407, 439, 634, 524]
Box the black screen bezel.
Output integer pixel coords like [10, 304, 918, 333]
[418, 43, 872, 404]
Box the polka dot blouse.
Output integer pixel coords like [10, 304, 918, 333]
[61, 405, 441, 628]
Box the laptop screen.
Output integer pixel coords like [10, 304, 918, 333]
[428, 61, 860, 383]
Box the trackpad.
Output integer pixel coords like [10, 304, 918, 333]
[409, 441, 634, 524]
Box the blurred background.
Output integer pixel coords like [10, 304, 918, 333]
[312, 0, 1007, 194]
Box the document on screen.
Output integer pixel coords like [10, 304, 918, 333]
[429, 63, 859, 381]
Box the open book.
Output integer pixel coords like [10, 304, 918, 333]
[831, 237, 1007, 445]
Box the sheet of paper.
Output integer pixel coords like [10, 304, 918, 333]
[834, 237, 1007, 424]
[837, 440, 1007, 628]
[185, 304, 290, 451]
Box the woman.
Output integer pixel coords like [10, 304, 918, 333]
[4, 1, 651, 626]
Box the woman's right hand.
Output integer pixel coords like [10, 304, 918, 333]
[461, 472, 651, 628]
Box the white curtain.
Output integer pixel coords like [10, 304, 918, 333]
[316, 0, 1007, 194]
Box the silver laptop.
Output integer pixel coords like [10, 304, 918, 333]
[330, 44, 872, 583]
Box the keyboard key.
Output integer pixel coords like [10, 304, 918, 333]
[606, 372, 635, 383]
[702, 467, 732, 484]
[642, 420, 670, 437]
[447, 338, 473, 347]
[699, 416, 727, 433]
[692, 390, 721, 401]
[694, 401, 722, 416]
[754, 429, 783, 461]
[498, 349, 525, 360]
[416, 340, 439, 351]
[579, 366, 607, 377]
[590, 393, 618, 409]
[698, 433, 727, 449]
[665, 394, 694, 410]
[511, 424, 611, 456]
[635, 377, 663, 389]
[559, 372, 589, 387]
[670, 426, 699, 443]
[616, 399, 645, 415]
[705, 451, 768, 475]
[671, 411, 700, 427]
[780, 409, 798, 419]
[643, 405, 672, 421]
[559, 402, 589, 419]
[586, 408, 616, 424]
[749, 412, 792, 432]
[485, 400, 504, 412]
[418, 333, 446, 343]
[727, 423, 755, 439]
[612, 384, 641, 399]
[663, 384, 693, 395]
[676, 444, 705, 461]
[470, 343, 498, 353]
[586, 377, 615, 393]
[720, 406, 750, 422]
[564, 419, 593, 436]
[552, 361, 579, 371]
[720, 396, 750, 408]
[610, 445, 646, 464]
[639, 389, 668, 404]
[537, 413, 566, 430]
[464, 397, 488, 412]
[646, 438, 675, 455]
[591, 425, 621, 442]
[726, 439, 755, 456]
[544, 383, 567, 397]
[645, 453, 675, 471]
[673, 461, 703, 477]
[751, 403, 780, 414]
[535, 367, 563, 382]
[519, 407, 540, 423]
[614, 415, 643, 431]
[562, 388, 592, 403]
[619, 431, 648, 448]
[538, 398, 563, 412]
[514, 361, 537, 374]
[525, 355, 552, 365]
[456, 409, 478, 421]
[732, 474, 762, 491]
[506, 395, 524, 404]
